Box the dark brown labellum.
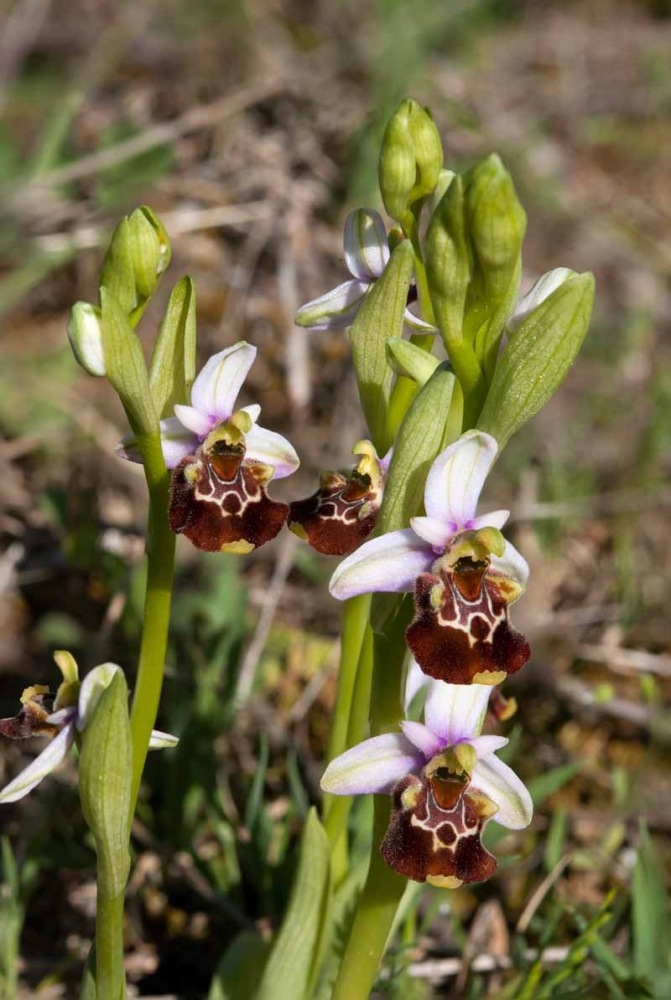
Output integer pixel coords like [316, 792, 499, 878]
[288, 468, 380, 556]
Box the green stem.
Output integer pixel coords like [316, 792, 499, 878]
[128, 429, 176, 812]
[94, 886, 126, 999]
[325, 594, 371, 772]
[332, 601, 412, 999]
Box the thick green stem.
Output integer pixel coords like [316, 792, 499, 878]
[325, 594, 371, 772]
[129, 429, 176, 811]
[94, 886, 126, 999]
[332, 602, 412, 998]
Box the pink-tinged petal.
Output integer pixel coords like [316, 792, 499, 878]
[470, 754, 533, 829]
[404, 657, 429, 711]
[240, 403, 261, 424]
[174, 404, 214, 437]
[0, 724, 75, 803]
[116, 419, 198, 469]
[471, 509, 510, 531]
[320, 733, 424, 796]
[410, 516, 452, 549]
[191, 341, 257, 421]
[45, 707, 77, 727]
[343, 209, 389, 280]
[424, 682, 491, 744]
[379, 447, 393, 474]
[467, 735, 509, 758]
[400, 720, 444, 759]
[329, 529, 433, 601]
[403, 308, 438, 333]
[245, 423, 300, 480]
[490, 540, 530, 587]
[424, 431, 499, 528]
[294, 279, 369, 330]
[77, 663, 122, 730]
[149, 729, 179, 749]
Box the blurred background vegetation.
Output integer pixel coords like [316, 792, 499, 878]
[0, 0, 670, 996]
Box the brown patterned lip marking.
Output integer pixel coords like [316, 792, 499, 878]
[288, 440, 385, 556]
[0, 685, 57, 740]
[169, 423, 288, 553]
[406, 534, 530, 686]
[380, 766, 498, 887]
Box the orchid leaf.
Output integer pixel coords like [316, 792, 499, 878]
[149, 276, 197, 418]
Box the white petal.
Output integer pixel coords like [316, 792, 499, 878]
[424, 430, 499, 528]
[471, 509, 510, 531]
[400, 720, 443, 759]
[490, 540, 530, 587]
[190, 341, 257, 422]
[77, 663, 123, 730]
[320, 733, 423, 796]
[149, 729, 179, 749]
[410, 516, 452, 549]
[470, 754, 533, 829]
[343, 209, 389, 280]
[116, 418, 198, 469]
[45, 707, 77, 727]
[508, 268, 576, 333]
[67, 302, 106, 377]
[0, 725, 75, 803]
[424, 682, 491, 744]
[403, 308, 438, 333]
[294, 279, 369, 330]
[329, 529, 433, 601]
[241, 403, 261, 424]
[467, 735, 508, 758]
[245, 423, 300, 479]
[174, 404, 213, 437]
[404, 657, 429, 711]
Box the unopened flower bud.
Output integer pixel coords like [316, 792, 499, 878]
[100, 205, 171, 321]
[425, 175, 470, 342]
[67, 302, 106, 376]
[379, 100, 443, 227]
[465, 154, 526, 274]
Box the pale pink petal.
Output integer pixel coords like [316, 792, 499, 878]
[294, 279, 369, 330]
[174, 404, 214, 437]
[343, 209, 389, 280]
[245, 423, 300, 479]
[329, 529, 433, 601]
[400, 720, 444, 759]
[424, 682, 491, 744]
[410, 516, 452, 549]
[470, 754, 533, 829]
[116, 418, 198, 469]
[470, 509, 510, 531]
[320, 733, 423, 796]
[0, 724, 75, 803]
[149, 729, 179, 749]
[508, 268, 575, 333]
[403, 308, 438, 333]
[404, 657, 429, 711]
[490, 540, 530, 587]
[467, 735, 508, 758]
[191, 341, 257, 421]
[424, 431, 498, 528]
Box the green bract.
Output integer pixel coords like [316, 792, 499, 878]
[149, 276, 197, 418]
[478, 272, 595, 449]
[386, 337, 441, 386]
[100, 287, 159, 437]
[426, 174, 470, 349]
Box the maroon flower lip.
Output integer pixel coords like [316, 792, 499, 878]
[169, 423, 288, 553]
[289, 441, 386, 556]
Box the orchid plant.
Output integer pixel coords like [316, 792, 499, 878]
[1, 99, 595, 998]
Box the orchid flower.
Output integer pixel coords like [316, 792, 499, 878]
[119, 341, 300, 552]
[321, 662, 532, 888]
[289, 441, 392, 556]
[507, 267, 576, 333]
[294, 209, 435, 333]
[0, 654, 177, 804]
[330, 430, 530, 685]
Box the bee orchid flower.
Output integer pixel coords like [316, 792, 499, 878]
[0, 654, 177, 804]
[321, 664, 532, 888]
[118, 341, 300, 552]
[329, 430, 530, 685]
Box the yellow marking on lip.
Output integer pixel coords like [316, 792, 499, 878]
[472, 670, 506, 686]
[427, 875, 463, 889]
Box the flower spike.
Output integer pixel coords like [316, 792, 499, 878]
[289, 441, 390, 556]
[329, 430, 530, 685]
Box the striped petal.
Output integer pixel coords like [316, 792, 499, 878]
[245, 423, 300, 479]
[424, 431, 498, 528]
[0, 724, 75, 803]
[320, 733, 424, 796]
[190, 341, 257, 422]
[294, 279, 369, 330]
[424, 682, 491, 744]
[343, 209, 389, 280]
[329, 529, 433, 601]
[470, 754, 532, 829]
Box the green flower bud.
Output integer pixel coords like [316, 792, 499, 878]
[477, 272, 595, 449]
[425, 174, 470, 346]
[379, 99, 443, 226]
[386, 337, 441, 386]
[100, 205, 171, 324]
[67, 302, 106, 377]
[78, 669, 131, 899]
[463, 155, 526, 361]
